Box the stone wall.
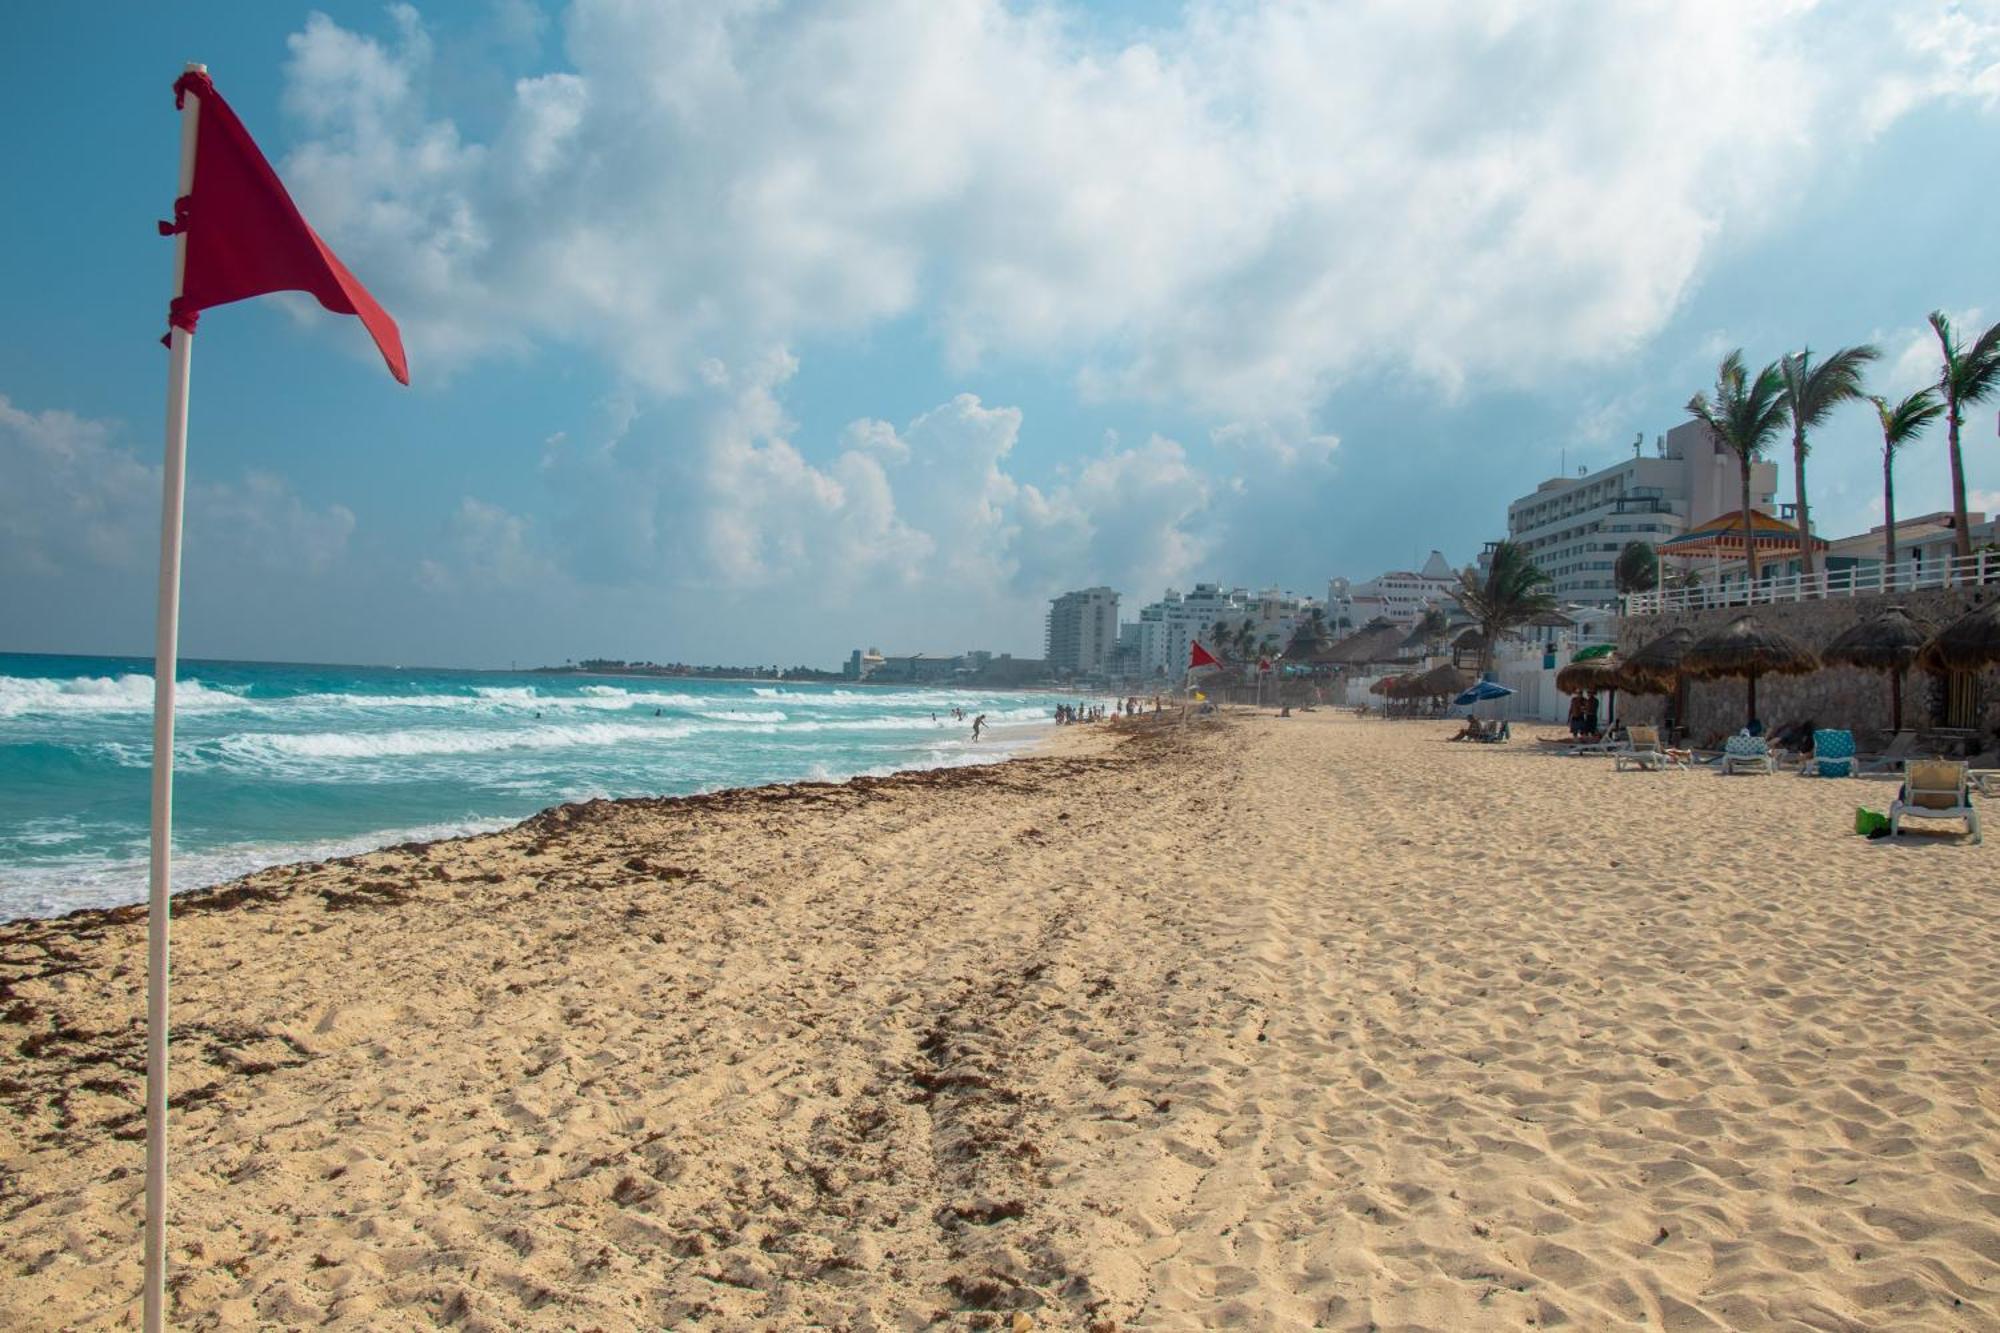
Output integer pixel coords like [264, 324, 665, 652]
[1614, 587, 2000, 748]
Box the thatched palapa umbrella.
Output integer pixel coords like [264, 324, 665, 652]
[1918, 597, 2000, 674]
[1618, 626, 1695, 732]
[1411, 663, 1474, 700]
[1556, 653, 1622, 728]
[1822, 605, 1929, 733]
[1683, 613, 1819, 728]
[1618, 627, 1695, 695]
[1555, 655, 1620, 693]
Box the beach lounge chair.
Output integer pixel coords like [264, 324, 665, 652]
[1472, 719, 1511, 743]
[1889, 760, 1982, 843]
[1798, 729, 1856, 778]
[1858, 729, 1918, 774]
[1720, 734, 1773, 775]
[1613, 725, 1682, 771]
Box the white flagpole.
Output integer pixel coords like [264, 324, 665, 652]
[145, 61, 203, 1333]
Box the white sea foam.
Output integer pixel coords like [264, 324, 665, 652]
[214, 720, 692, 763]
[698, 709, 788, 723]
[0, 674, 248, 718]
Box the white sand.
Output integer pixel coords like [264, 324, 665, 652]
[1, 711, 1995, 1329]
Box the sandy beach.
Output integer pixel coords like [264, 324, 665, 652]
[2, 710, 1996, 1330]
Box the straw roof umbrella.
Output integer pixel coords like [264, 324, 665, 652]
[1918, 597, 2000, 674]
[1555, 655, 1621, 694]
[1556, 654, 1622, 729]
[1617, 626, 1695, 695]
[1619, 625, 1698, 733]
[1412, 663, 1474, 699]
[1682, 613, 1820, 728]
[1822, 605, 1929, 733]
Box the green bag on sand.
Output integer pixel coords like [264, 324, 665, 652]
[1854, 807, 1890, 838]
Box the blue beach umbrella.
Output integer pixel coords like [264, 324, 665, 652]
[1453, 678, 1515, 707]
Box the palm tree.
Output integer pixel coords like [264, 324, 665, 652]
[1780, 344, 1879, 578]
[1614, 541, 1659, 595]
[1415, 605, 1450, 654]
[1455, 541, 1556, 676]
[1929, 311, 2000, 559]
[1285, 607, 1330, 659]
[1208, 619, 1230, 653]
[1686, 351, 1791, 584]
[1870, 388, 1946, 573]
[1235, 619, 1257, 661]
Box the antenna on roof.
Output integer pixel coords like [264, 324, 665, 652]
[1632, 432, 1642, 459]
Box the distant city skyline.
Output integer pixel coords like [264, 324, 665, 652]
[6, 3, 2000, 669]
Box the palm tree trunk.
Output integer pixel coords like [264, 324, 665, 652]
[1739, 455, 1759, 588]
[1793, 431, 1815, 580]
[1882, 450, 1897, 578]
[1947, 404, 1972, 560]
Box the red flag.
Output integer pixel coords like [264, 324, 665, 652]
[1189, 640, 1221, 670]
[161, 69, 408, 384]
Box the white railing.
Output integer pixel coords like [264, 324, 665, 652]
[1623, 550, 2000, 616]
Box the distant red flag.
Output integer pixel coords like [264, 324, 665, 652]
[161, 69, 408, 384]
[1189, 640, 1221, 670]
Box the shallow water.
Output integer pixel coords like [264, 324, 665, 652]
[0, 653, 1075, 920]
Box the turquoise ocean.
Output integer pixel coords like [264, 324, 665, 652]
[0, 654, 1071, 922]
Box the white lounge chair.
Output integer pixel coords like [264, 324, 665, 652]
[1720, 734, 1773, 775]
[1614, 725, 1683, 771]
[1858, 730, 1918, 775]
[1889, 760, 1982, 843]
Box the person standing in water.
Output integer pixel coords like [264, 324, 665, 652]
[971, 713, 986, 741]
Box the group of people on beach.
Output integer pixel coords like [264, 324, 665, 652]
[931, 706, 987, 740]
[1053, 696, 1163, 726]
[1566, 692, 1602, 738]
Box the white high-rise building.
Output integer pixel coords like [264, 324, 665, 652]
[1134, 584, 1238, 679]
[1504, 421, 1778, 605]
[1045, 587, 1120, 675]
[1331, 552, 1460, 626]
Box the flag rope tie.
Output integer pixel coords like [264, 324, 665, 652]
[172, 68, 213, 108]
[155, 195, 193, 237]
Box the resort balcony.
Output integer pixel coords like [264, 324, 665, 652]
[1625, 549, 2000, 615]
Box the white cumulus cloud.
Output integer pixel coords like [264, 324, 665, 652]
[274, 0, 2000, 414]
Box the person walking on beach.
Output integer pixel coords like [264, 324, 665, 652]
[972, 713, 986, 741]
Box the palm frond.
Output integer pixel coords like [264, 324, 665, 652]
[1957, 317, 2000, 406]
[1873, 388, 1945, 454]
[1785, 343, 1879, 433]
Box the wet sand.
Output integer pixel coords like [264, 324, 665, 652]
[1, 710, 1996, 1329]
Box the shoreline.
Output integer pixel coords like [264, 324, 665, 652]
[0, 708, 1081, 928]
[4, 710, 1992, 1329]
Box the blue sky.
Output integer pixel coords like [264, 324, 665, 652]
[5, 1, 2000, 669]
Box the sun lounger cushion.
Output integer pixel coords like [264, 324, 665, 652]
[1808, 729, 1854, 778]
